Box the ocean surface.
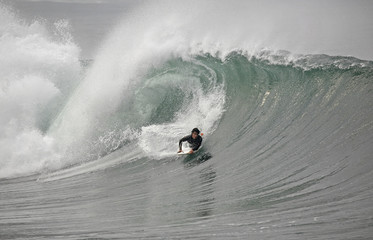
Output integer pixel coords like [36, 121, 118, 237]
[1, 1, 373, 239]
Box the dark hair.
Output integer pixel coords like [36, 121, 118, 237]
[192, 128, 200, 134]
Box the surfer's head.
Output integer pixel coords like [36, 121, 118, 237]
[191, 128, 200, 139]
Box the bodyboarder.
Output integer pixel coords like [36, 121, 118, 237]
[178, 128, 203, 154]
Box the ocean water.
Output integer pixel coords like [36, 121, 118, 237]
[1, 1, 373, 239]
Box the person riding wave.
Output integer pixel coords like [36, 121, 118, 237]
[178, 128, 202, 154]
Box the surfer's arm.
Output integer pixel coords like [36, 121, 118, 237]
[179, 135, 190, 150]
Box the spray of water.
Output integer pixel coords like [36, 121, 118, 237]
[0, 5, 81, 178]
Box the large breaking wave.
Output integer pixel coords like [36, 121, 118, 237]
[0, 2, 372, 181]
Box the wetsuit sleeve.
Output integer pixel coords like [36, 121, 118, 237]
[192, 136, 203, 151]
[179, 135, 190, 150]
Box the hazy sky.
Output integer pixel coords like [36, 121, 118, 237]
[4, 0, 373, 60]
[6, 0, 137, 58]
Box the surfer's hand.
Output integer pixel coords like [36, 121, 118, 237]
[177, 150, 182, 153]
[188, 150, 194, 154]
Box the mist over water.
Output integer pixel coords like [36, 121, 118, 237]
[7, 0, 373, 60]
[0, 5, 81, 177]
[0, 1, 372, 239]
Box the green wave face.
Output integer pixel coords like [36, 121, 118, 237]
[40, 53, 373, 233]
[61, 52, 373, 166]
[136, 52, 373, 153]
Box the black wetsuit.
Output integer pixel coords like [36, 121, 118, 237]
[179, 135, 203, 151]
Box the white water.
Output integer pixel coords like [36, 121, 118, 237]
[0, 6, 81, 178]
[0, 2, 229, 178]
